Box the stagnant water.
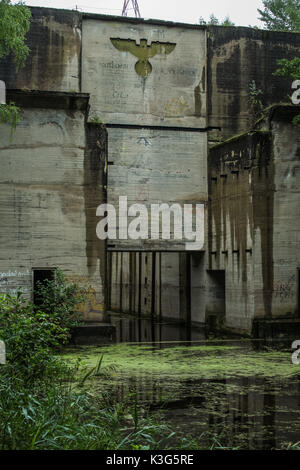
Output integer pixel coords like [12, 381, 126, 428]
[64, 314, 300, 450]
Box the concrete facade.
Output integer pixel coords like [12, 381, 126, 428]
[82, 18, 207, 127]
[0, 7, 299, 334]
[209, 106, 300, 334]
[0, 91, 107, 321]
[207, 27, 300, 143]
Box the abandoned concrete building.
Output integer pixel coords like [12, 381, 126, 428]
[0, 7, 299, 336]
[209, 106, 300, 336]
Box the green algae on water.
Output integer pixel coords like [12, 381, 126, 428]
[62, 342, 300, 381]
[60, 341, 300, 450]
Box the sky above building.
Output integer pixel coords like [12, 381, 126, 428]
[16, 0, 265, 27]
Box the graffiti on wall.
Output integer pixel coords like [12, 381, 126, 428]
[0, 270, 31, 295]
[273, 274, 296, 303]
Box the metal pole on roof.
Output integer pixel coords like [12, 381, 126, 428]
[122, 0, 141, 18]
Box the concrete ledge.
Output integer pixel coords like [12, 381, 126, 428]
[253, 318, 300, 339]
[70, 323, 116, 345]
[7, 90, 90, 111]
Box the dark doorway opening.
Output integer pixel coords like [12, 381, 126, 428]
[298, 269, 300, 317]
[206, 270, 226, 330]
[33, 268, 55, 306]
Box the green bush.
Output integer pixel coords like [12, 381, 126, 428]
[0, 292, 68, 380]
[274, 57, 300, 127]
[0, 271, 207, 450]
[34, 268, 84, 330]
[0, 102, 21, 140]
[0, 269, 85, 380]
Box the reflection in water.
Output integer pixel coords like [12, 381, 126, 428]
[111, 373, 300, 450]
[83, 314, 300, 449]
[111, 314, 204, 343]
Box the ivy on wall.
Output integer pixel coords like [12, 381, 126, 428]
[0, 102, 21, 140]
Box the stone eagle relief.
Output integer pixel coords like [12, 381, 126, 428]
[110, 38, 176, 77]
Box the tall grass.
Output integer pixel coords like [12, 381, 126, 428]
[0, 286, 235, 450]
[0, 360, 179, 450]
[0, 288, 181, 450]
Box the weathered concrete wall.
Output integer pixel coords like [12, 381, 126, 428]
[108, 251, 191, 321]
[1, 7, 298, 142]
[107, 127, 207, 250]
[0, 7, 299, 330]
[0, 8, 210, 324]
[190, 252, 207, 324]
[0, 91, 107, 321]
[270, 107, 300, 318]
[209, 106, 300, 333]
[0, 7, 81, 92]
[81, 16, 208, 251]
[82, 17, 207, 127]
[205, 270, 225, 327]
[107, 249, 208, 323]
[81, 15, 208, 321]
[209, 132, 272, 332]
[207, 26, 300, 143]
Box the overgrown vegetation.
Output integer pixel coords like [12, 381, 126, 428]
[34, 268, 84, 331]
[0, 101, 21, 140]
[0, 366, 178, 450]
[274, 57, 300, 126]
[258, 0, 300, 32]
[275, 57, 300, 81]
[286, 441, 300, 450]
[63, 342, 300, 450]
[90, 115, 104, 124]
[199, 14, 235, 26]
[0, 293, 68, 382]
[255, 1, 300, 127]
[0, 270, 205, 450]
[0, 269, 84, 382]
[1, 275, 299, 449]
[0, 0, 31, 67]
[248, 80, 264, 123]
[0, 0, 31, 136]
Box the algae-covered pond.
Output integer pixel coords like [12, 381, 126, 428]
[63, 317, 300, 450]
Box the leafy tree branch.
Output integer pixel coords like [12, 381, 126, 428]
[0, 0, 31, 137]
[258, 0, 300, 32]
[199, 14, 235, 26]
[0, 0, 31, 68]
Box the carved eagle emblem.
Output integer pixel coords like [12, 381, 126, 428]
[110, 38, 176, 77]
